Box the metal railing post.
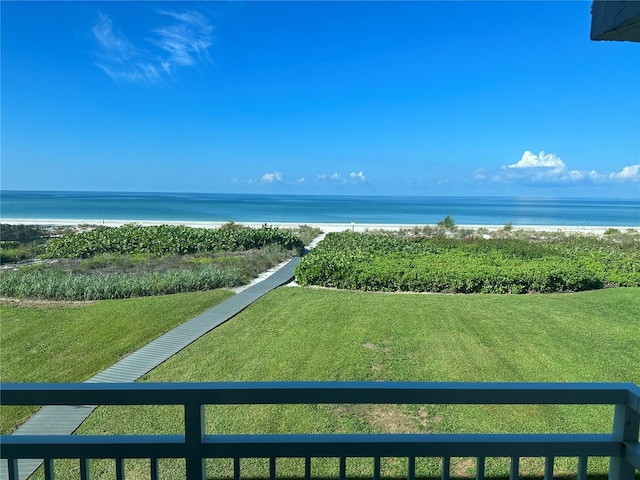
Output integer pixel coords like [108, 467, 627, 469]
[44, 459, 55, 480]
[544, 456, 554, 480]
[150, 458, 159, 480]
[476, 456, 485, 480]
[510, 456, 519, 480]
[184, 403, 206, 480]
[7, 459, 17, 480]
[608, 403, 640, 480]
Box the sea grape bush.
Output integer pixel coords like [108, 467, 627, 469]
[294, 231, 640, 293]
[44, 223, 304, 258]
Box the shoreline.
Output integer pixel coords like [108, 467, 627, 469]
[2, 218, 638, 235]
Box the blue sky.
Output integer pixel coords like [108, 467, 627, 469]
[1, 1, 638, 197]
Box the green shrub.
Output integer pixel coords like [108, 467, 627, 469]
[1, 224, 50, 264]
[44, 224, 304, 258]
[1, 241, 21, 249]
[294, 232, 639, 294]
[0, 248, 29, 264]
[437, 215, 456, 230]
[0, 224, 49, 242]
[0, 245, 45, 264]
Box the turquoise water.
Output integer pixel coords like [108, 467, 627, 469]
[1, 191, 639, 226]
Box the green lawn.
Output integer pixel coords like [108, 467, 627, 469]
[0, 289, 233, 433]
[64, 286, 639, 480]
[135, 287, 639, 384]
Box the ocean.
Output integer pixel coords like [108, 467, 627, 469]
[1, 190, 639, 227]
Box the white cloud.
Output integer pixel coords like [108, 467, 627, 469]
[483, 150, 640, 185]
[473, 169, 488, 180]
[296, 177, 305, 184]
[349, 171, 366, 182]
[93, 13, 151, 83]
[92, 12, 137, 60]
[261, 172, 283, 183]
[609, 164, 639, 182]
[153, 10, 214, 71]
[318, 173, 341, 181]
[92, 9, 214, 84]
[506, 151, 565, 170]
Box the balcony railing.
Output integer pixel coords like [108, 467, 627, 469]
[1, 382, 639, 480]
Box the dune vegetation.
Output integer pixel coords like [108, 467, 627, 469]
[0, 223, 319, 300]
[295, 230, 640, 293]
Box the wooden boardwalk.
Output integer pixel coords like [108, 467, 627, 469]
[2, 257, 300, 480]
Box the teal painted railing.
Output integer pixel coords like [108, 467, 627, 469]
[1, 382, 639, 480]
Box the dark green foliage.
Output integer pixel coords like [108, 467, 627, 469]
[0, 224, 49, 243]
[0, 247, 31, 264]
[437, 215, 456, 230]
[0, 244, 46, 264]
[294, 231, 640, 293]
[0, 224, 50, 264]
[44, 223, 305, 258]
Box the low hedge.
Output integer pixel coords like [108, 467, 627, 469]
[294, 232, 640, 293]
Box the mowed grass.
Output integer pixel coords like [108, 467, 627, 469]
[132, 287, 639, 384]
[0, 289, 234, 433]
[62, 286, 640, 480]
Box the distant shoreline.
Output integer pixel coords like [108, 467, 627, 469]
[2, 218, 636, 235]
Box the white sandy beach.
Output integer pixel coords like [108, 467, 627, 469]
[2, 218, 637, 235]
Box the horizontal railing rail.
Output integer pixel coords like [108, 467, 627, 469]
[1, 382, 639, 480]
